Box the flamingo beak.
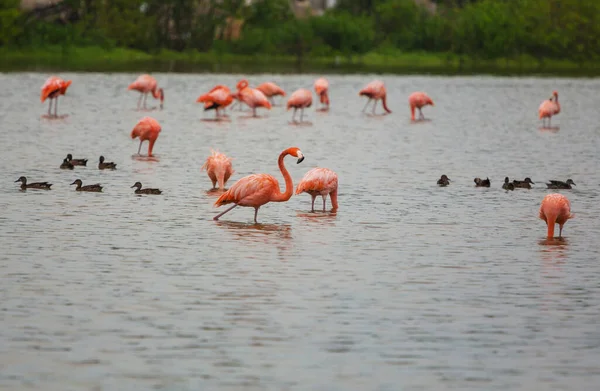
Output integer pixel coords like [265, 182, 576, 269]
[297, 156, 304, 164]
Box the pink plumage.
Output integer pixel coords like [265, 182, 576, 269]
[295, 167, 339, 212]
[408, 91, 434, 121]
[539, 193, 573, 238]
[359, 80, 391, 114]
[201, 149, 234, 190]
[131, 116, 161, 156]
[538, 91, 560, 127]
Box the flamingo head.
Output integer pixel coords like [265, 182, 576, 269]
[236, 79, 249, 90]
[287, 147, 304, 164]
[553, 90, 558, 98]
[427, 97, 435, 106]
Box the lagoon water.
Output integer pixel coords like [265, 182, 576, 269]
[1, 73, 600, 390]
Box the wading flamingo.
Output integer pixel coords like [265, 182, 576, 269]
[197, 85, 233, 119]
[202, 149, 235, 190]
[295, 167, 338, 212]
[539, 91, 560, 127]
[41, 76, 72, 117]
[359, 80, 391, 115]
[131, 117, 161, 156]
[539, 193, 573, 238]
[314, 77, 330, 111]
[128, 74, 164, 110]
[235, 80, 272, 117]
[256, 82, 286, 105]
[213, 147, 304, 223]
[287, 89, 312, 122]
[409, 92, 434, 121]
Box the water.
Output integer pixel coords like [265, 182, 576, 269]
[1, 73, 600, 390]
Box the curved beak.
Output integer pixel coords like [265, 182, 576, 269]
[297, 156, 305, 164]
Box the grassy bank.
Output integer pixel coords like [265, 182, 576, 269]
[1, 46, 599, 76]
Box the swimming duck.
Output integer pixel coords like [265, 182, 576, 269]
[474, 177, 491, 187]
[502, 177, 514, 191]
[98, 156, 117, 170]
[437, 175, 450, 187]
[66, 153, 88, 166]
[15, 176, 52, 190]
[60, 158, 74, 170]
[71, 179, 103, 192]
[546, 179, 576, 189]
[131, 182, 162, 195]
[513, 177, 534, 189]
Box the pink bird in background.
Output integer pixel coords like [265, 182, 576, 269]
[539, 193, 573, 238]
[197, 85, 233, 119]
[314, 78, 330, 111]
[287, 88, 313, 122]
[131, 116, 161, 156]
[539, 90, 560, 127]
[296, 167, 338, 212]
[359, 80, 391, 115]
[41, 76, 72, 117]
[256, 82, 286, 105]
[408, 91, 434, 121]
[235, 79, 272, 117]
[128, 74, 164, 110]
[202, 149, 235, 190]
[213, 147, 304, 223]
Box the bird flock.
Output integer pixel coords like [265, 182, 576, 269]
[24, 74, 572, 237]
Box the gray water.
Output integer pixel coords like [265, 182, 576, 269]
[1, 73, 600, 391]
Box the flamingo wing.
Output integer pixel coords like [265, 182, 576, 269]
[314, 78, 328, 95]
[215, 174, 278, 207]
[296, 168, 338, 195]
[128, 74, 156, 92]
[40, 76, 63, 102]
[131, 117, 161, 139]
[287, 89, 313, 109]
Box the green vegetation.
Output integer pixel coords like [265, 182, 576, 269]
[1, 0, 599, 75]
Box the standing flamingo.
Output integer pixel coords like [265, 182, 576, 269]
[539, 91, 560, 127]
[202, 149, 235, 190]
[41, 76, 72, 117]
[213, 147, 305, 223]
[295, 167, 338, 212]
[408, 92, 434, 121]
[359, 80, 391, 115]
[235, 80, 272, 117]
[287, 89, 313, 122]
[131, 117, 161, 156]
[539, 193, 573, 238]
[314, 78, 330, 111]
[197, 85, 233, 119]
[256, 82, 286, 105]
[128, 74, 164, 110]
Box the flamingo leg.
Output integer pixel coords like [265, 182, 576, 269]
[254, 207, 260, 223]
[54, 97, 58, 117]
[292, 108, 297, 122]
[322, 195, 327, 212]
[362, 98, 371, 112]
[372, 99, 377, 115]
[137, 93, 143, 110]
[48, 99, 52, 116]
[137, 140, 143, 155]
[310, 195, 316, 212]
[252, 107, 257, 117]
[143, 92, 148, 109]
[213, 204, 238, 221]
[419, 108, 424, 120]
[548, 117, 551, 127]
[559, 224, 563, 237]
[300, 108, 304, 122]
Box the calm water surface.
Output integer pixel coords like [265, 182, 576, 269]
[1, 73, 600, 390]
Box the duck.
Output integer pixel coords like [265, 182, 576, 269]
[437, 175, 450, 187]
[502, 177, 514, 191]
[546, 179, 576, 189]
[71, 179, 103, 192]
[66, 153, 88, 166]
[15, 176, 52, 190]
[513, 177, 534, 189]
[474, 177, 491, 187]
[98, 156, 117, 170]
[131, 182, 162, 195]
[60, 158, 74, 170]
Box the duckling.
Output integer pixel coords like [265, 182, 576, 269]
[474, 177, 491, 187]
[502, 177, 514, 190]
[70, 179, 103, 192]
[546, 179, 576, 189]
[15, 176, 52, 190]
[513, 177, 534, 189]
[437, 174, 450, 187]
[66, 153, 88, 166]
[60, 158, 74, 170]
[98, 156, 117, 170]
[131, 182, 162, 195]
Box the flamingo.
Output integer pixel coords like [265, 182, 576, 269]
[234, 79, 272, 117]
[295, 167, 338, 212]
[202, 149, 235, 190]
[230, 79, 250, 111]
[539, 193, 573, 238]
[539, 91, 560, 127]
[287, 89, 312, 122]
[359, 80, 391, 115]
[128, 74, 164, 110]
[213, 147, 305, 223]
[409, 92, 434, 121]
[131, 117, 161, 156]
[314, 77, 330, 110]
[40, 76, 72, 117]
[197, 85, 233, 119]
[256, 82, 286, 105]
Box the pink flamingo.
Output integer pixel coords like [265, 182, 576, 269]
[295, 167, 338, 212]
[408, 92, 434, 121]
[539, 193, 573, 238]
[256, 82, 286, 105]
[314, 77, 330, 111]
[235, 80, 272, 117]
[359, 80, 391, 115]
[128, 74, 164, 110]
[539, 91, 560, 127]
[197, 85, 233, 119]
[202, 149, 235, 190]
[131, 117, 161, 156]
[41, 76, 72, 117]
[287, 89, 312, 122]
[213, 147, 305, 223]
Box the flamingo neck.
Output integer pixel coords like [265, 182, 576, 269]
[410, 105, 416, 120]
[147, 139, 156, 156]
[330, 189, 339, 210]
[382, 95, 392, 113]
[272, 150, 293, 202]
[554, 98, 560, 114]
